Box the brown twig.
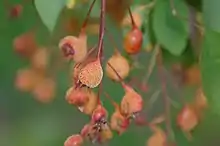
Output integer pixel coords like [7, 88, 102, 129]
[128, 7, 136, 28]
[81, 0, 97, 34]
[97, 0, 106, 101]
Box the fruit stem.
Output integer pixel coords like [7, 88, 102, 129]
[80, 0, 97, 35]
[97, 0, 106, 59]
[156, 44, 173, 144]
[104, 92, 119, 109]
[128, 7, 136, 29]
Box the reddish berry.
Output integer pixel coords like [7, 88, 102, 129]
[64, 134, 83, 146]
[123, 27, 143, 54]
[91, 105, 108, 123]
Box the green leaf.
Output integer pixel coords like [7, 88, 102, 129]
[201, 30, 220, 115]
[152, 0, 189, 56]
[34, 0, 65, 32]
[203, 0, 220, 33]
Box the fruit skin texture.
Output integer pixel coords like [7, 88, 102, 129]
[123, 28, 143, 54]
[120, 85, 143, 117]
[65, 87, 89, 107]
[78, 60, 103, 88]
[64, 134, 83, 146]
[105, 51, 130, 81]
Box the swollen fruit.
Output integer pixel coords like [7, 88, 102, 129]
[65, 86, 89, 107]
[64, 134, 84, 146]
[78, 60, 103, 88]
[120, 85, 143, 117]
[15, 68, 42, 92]
[123, 27, 143, 54]
[105, 50, 130, 81]
[32, 78, 56, 103]
[177, 104, 199, 139]
[59, 34, 87, 63]
[31, 47, 49, 71]
[78, 89, 99, 115]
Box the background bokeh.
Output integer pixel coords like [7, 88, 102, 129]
[1, 0, 220, 146]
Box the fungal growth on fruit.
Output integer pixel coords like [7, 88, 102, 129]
[59, 35, 87, 63]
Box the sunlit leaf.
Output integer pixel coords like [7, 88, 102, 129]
[34, 0, 65, 32]
[152, 0, 189, 56]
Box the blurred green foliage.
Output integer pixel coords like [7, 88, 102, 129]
[1, 0, 220, 146]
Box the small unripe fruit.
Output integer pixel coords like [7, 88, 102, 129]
[177, 104, 198, 139]
[32, 78, 56, 103]
[31, 47, 49, 71]
[120, 85, 143, 117]
[13, 32, 37, 57]
[15, 68, 42, 92]
[64, 134, 83, 146]
[91, 105, 108, 123]
[147, 125, 166, 146]
[65, 87, 89, 107]
[59, 35, 87, 63]
[194, 87, 208, 110]
[78, 89, 98, 115]
[110, 110, 129, 135]
[105, 50, 130, 81]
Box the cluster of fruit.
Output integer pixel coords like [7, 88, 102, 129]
[14, 31, 56, 103]
[60, 0, 149, 145]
